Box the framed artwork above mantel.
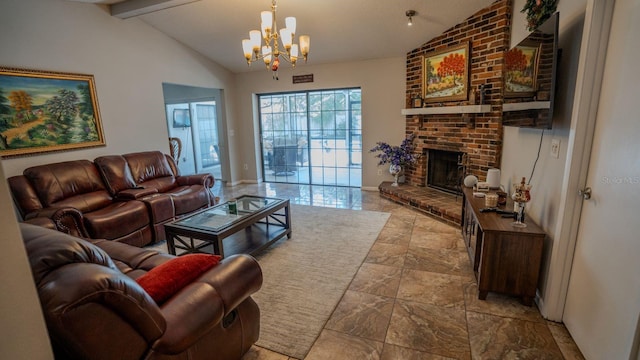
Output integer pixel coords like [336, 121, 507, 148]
[0, 67, 105, 158]
[422, 42, 470, 103]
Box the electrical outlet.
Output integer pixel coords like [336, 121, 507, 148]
[244, 163, 248, 170]
[377, 169, 382, 176]
[550, 139, 560, 159]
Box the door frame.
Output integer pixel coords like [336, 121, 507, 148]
[541, 0, 615, 321]
[162, 83, 230, 183]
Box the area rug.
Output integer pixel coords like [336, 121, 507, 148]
[252, 204, 390, 359]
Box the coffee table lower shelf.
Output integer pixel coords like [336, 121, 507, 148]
[167, 222, 290, 258]
[164, 198, 291, 258]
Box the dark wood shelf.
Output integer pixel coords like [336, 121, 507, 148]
[216, 222, 289, 257]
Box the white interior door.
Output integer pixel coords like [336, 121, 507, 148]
[563, 0, 640, 358]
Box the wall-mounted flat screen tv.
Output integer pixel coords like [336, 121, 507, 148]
[503, 12, 559, 129]
[173, 108, 191, 128]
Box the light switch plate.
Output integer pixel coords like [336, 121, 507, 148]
[551, 139, 560, 158]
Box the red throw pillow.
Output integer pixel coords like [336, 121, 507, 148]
[136, 254, 221, 304]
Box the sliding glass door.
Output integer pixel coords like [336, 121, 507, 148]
[259, 88, 361, 187]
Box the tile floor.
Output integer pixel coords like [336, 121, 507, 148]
[211, 182, 584, 360]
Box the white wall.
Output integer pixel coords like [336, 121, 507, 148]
[0, 0, 238, 356]
[502, 0, 586, 316]
[0, 0, 406, 189]
[0, 5, 406, 355]
[0, 0, 236, 178]
[233, 58, 406, 189]
[0, 162, 53, 359]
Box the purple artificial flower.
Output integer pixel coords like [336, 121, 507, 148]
[369, 133, 420, 167]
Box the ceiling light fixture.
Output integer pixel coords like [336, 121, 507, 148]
[406, 10, 416, 26]
[242, 0, 310, 80]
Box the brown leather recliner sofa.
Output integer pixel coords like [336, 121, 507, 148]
[20, 223, 261, 360]
[8, 151, 215, 247]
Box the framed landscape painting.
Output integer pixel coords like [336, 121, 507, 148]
[422, 42, 470, 103]
[0, 67, 105, 158]
[504, 43, 541, 97]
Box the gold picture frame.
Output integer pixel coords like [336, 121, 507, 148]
[0, 67, 105, 158]
[422, 42, 470, 103]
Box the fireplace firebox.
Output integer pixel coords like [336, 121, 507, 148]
[427, 149, 465, 195]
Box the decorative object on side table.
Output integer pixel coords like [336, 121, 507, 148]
[486, 168, 501, 189]
[370, 133, 420, 187]
[496, 190, 508, 205]
[464, 174, 478, 188]
[484, 193, 499, 208]
[511, 177, 532, 227]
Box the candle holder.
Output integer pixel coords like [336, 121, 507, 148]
[511, 177, 531, 228]
[513, 201, 527, 228]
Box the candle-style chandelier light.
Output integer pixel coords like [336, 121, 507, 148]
[241, 0, 310, 80]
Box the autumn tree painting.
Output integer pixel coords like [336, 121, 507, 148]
[422, 43, 469, 103]
[0, 68, 104, 157]
[8, 90, 34, 123]
[505, 48, 528, 73]
[437, 53, 466, 82]
[504, 44, 540, 96]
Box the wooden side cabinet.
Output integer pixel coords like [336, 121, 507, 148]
[461, 187, 545, 306]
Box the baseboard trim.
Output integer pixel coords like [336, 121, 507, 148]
[227, 179, 260, 186]
[361, 186, 379, 191]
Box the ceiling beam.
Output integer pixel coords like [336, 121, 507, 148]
[110, 0, 201, 19]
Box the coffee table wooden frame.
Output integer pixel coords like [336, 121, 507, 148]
[165, 196, 291, 258]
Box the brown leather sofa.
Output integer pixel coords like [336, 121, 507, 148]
[8, 151, 215, 247]
[94, 151, 215, 242]
[21, 223, 262, 360]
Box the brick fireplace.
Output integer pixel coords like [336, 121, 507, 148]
[379, 0, 512, 224]
[405, 0, 511, 185]
[425, 149, 466, 195]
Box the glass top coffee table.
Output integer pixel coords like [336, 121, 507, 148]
[164, 195, 291, 258]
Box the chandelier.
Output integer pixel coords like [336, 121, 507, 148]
[241, 0, 310, 80]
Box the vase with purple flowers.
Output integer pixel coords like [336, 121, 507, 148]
[370, 133, 420, 187]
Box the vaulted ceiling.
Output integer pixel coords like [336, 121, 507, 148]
[68, 0, 496, 73]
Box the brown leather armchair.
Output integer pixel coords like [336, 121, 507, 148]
[21, 223, 262, 360]
[9, 160, 153, 247]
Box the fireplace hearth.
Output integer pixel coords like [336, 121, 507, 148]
[427, 149, 465, 195]
[378, 181, 462, 225]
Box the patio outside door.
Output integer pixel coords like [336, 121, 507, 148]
[259, 88, 362, 187]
